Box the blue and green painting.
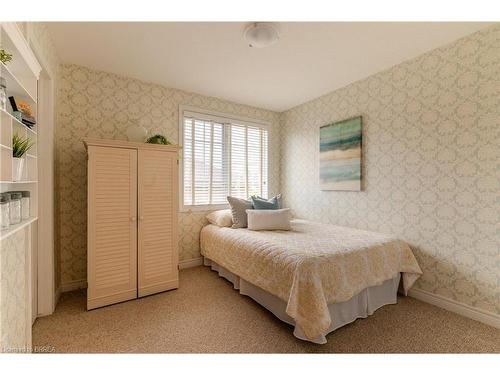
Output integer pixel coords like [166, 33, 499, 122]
[319, 116, 362, 191]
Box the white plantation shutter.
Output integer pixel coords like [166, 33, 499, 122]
[183, 118, 193, 205]
[182, 111, 268, 208]
[230, 124, 247, 198]
[211, 122, 227, 203]
[262, 130, 268, 198]
[244, 125, 264, 198]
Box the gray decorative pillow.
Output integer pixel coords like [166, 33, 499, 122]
[227, 196, 254, 228]
[251, 195, 279, 210]
[251, 194, 283, 209]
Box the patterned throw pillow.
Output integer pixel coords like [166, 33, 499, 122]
[251, 194, 282, 210]
[227, 196, 254, 228]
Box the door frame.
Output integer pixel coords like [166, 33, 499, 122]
[25, 21, 58, 318]
[35, 71, 56, 317]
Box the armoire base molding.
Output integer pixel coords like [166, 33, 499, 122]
[60, 258, 203, 293]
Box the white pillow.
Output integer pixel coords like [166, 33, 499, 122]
[246, 208, 291, 231]
[206, 209, 233, 227]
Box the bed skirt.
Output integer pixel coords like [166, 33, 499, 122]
[203, 257, 401, 344]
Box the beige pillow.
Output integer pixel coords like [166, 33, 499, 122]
[246, 208, 291, 231]
[206, 209, 233, 227]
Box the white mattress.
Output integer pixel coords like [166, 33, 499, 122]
[204, 257, 401, 344]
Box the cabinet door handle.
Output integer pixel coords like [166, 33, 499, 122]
[139, 216, 144, 221]
[130, 217, 136, 222]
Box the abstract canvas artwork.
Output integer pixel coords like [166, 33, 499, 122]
[319, 116, 362, 191]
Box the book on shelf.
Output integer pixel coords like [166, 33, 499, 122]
[9, 96, 36, 127]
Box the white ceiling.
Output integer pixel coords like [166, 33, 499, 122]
[46, 22, 493, 112]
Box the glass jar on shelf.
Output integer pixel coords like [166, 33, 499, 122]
[0, 77, 7, 112]
[9, 192, 22, 225]
[20, 191, 30, 220]
[0, 193, 10, 230]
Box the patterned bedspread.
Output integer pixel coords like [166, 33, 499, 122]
[200, 219, 422, 340]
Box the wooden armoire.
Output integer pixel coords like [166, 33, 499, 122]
[84, 138, 180, 310]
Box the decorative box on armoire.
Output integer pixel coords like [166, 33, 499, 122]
[83, 138, 180, 310]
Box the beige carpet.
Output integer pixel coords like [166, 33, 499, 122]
[33, 266, 499, 353]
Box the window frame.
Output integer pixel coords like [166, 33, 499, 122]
[178, 105, 270, 212]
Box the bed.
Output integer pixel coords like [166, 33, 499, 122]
[200, 219, 422, 344]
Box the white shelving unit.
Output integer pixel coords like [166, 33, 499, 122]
[0, 22, 41, 352]
[0, 109, 38, 186]
[0, 216, 37, 240]
[0, 31, 39, 233]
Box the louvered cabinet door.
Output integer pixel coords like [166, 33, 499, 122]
[137, 149, 179, 297]
[87, 146, 138, 309]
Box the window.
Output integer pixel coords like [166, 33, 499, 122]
[180, 108, 268, 210]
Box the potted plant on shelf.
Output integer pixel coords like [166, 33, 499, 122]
[0, 48, 13, 64]
[12, 134, 33, 181]
[146, 134, 171, 145]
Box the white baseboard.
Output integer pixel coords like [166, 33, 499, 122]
[179, 257, 203, 269]
[408, 287, 500, 329]
[61, 279, 87, 293]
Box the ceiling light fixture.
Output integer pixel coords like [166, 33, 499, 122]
[243, 22, 280, 48]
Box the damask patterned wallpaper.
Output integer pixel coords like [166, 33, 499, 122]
[280, 25, 499, 314]
[56, 64, 280, 287]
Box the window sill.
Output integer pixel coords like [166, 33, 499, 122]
[179, 203, 230, 213]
